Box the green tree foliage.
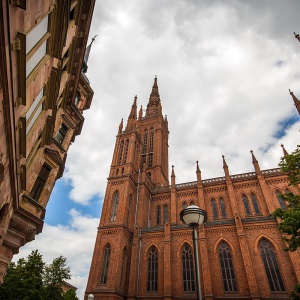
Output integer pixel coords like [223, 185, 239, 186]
[0, 250, 78, 300]
[273, 145, 300, 252]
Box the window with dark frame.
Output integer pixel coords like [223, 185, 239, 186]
[110, 192, 119, 222]
[259, 239, 285, 292]
[182, 202, 187, 209]
[276, 191, 285, 211]
[123, 139, 129, 164]
[251, 193, 260, 214]
[148, 153, 153, 167]
[147, 246, 158, 292]
[242, 194, 251, 215]
[149, 127, 154, 152]
[163, 205, 168, 224]
[100, 244, 111, 285]
[182, 243, 195, 292]
[29, 164, 51, 201]
[118, 140, 124, 165]
[55, 123, 68, 144]
[219, 198, 227, 217]
[143, 129, 148, 154]
[156, 206, 161, 225]
[218, 242, 237, 292]
[211, 198, 218, 218]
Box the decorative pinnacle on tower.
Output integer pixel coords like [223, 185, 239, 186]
[145, 76, 162, 117]
[289, 89, 300, 115]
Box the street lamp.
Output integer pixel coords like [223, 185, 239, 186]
[88, 294, 94, 300]
[180, 205, 207, 300]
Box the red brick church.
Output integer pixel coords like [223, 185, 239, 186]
[85, 78, 300, 300]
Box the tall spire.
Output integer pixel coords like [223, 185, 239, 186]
[145, 76, 162, 117]
[196, 161, 202, 182]
[171, 165, 176, 186]
[118, 118, 123, 134]
[294, 32, 300, 43]
[289, 89, 300, 115]
[222, 155, 230, 178]
[125, 96, 138, 131]
[250, 150, 261, 174]
[281, 144, 289, 157]
[138, 105, 143, 120]
[82, 35, 97, 73]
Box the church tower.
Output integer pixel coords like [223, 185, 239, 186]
[85, 79, 300, 300]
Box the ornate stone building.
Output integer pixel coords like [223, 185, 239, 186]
[0, 0, 95, 282]
[86, 78, 300, 300]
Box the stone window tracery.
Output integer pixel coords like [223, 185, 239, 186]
[147, 246, 158, 292]
[219, 197, 227, 217]
[123, 139, 129, 164]
[118, 140, 124, 165]
[218, 242, 237, 292]
[100, 244, 111, 285]
[211, 198, 218, 218]
[259, 239, 285, 292]
[182, 243, 195, 292]
[110, 191, 119, 222]
[163, 204, 168, 224]
[242, 194, 251, 215]
[250, 193, 260, 214]
[156, 206, 161, 225]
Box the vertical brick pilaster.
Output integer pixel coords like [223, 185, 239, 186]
[257, 175, 275, 213]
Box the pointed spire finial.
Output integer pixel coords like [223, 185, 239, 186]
[196, 160, 202, 182]
[294, 32, 300, 43]
[118, 118, 123, 134]
[82, 35, 98, 73]
[222, 155, 228, 167]
[222, 155, 230, 178]
[289, 89, 300, 115]
[138, 105, 143, 120]
[281, 144, 289, 157]
[171, 165, 176, 186]
[250, 150, 261, 174]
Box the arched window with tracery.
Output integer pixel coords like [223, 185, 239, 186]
[163, 204, 168, 224]
[218, 242, 237, 292]
[259, 239, 285, 292]
[276, 190, 285, 210]
[182, 243, 195, 292]
[211, 198, 218, 218]
[123, 139, 129, 164]
[110, 191, 119, 222]
[118, 140, 124, 165]
[250, 193, 260, 214]
[100, 244, 111, 285]
[219, 198, 227, 217]
[156, 206, 161, 225]
[190, 200, 195, 206]
[147, 246, 158, 292]
[143, 129, 148, 154]
[242, 194, 251, 215]
[149, 127, 154, 152]
[182, 202, 187, 209]
[119, 248, 127, 288]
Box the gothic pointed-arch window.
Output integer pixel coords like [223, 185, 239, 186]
[119, 248, 127, 289]
[156, 206, 161, 225]
[118, 140, 124, 165]
[123, 139, 129, 164]
[148, 153, 153, 167]
[190, 200, 195, 206]
[242, 194, 251, 215]
[147, 246, 158, 292]
[143, 129, 148, 154]
[259, 239, 285, 292]
[182, 202, 187, 209]
[182, 243, 195, 292]
[163, 204, 168, 224]
[100, 244, 111, 285]
[149, 127, 154, 152]
[211, 198, 218, 218]
[110, 191, 119, 222]
[218, 242, 237, 292]
[276, 190, 285, 210]
[250, 193, 260, 214]
[219, 197, 227, 218]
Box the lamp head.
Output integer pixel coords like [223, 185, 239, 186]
[180, 205, 207, 228]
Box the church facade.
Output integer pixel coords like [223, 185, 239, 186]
[85, 78, 300, 300]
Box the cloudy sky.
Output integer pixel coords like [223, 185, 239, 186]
[14, 0, 300, 298]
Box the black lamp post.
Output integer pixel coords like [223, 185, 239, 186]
[180, 205, 207, 300]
